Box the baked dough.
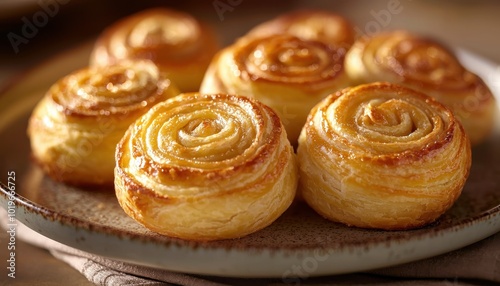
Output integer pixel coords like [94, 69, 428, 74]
[90, 8, 220, 92]
[28, 60, 180, 186]
[200, 34, 351, 145]
[345, 30, 497, 145]
[245, 9, 355, 49]
[297, 82, 471, 230]
[114, 93, 298, 240]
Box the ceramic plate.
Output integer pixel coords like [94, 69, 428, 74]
[0, 43, 499, 278]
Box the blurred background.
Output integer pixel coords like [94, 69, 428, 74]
[0, 0, 499, 89]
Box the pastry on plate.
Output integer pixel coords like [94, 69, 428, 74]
[200, 34, 351, 145]
[90, 8, 220, 92]
[344, 30, 497, 145]
[297, 82, 471, 230]
[115, 93, 298, 241]
[28, 60, 180, 186]
[245, 9, 355, 49]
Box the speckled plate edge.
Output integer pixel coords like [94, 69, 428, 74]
[0, 43, 499, 278]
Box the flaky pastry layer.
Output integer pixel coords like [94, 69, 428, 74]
[28, 60, 180, 186]
[245, 9, 355, 50]
[200, 34, 351, 145]
[90, 8, 220, 92]
[115, 93, 298, 241]
[345, 30, 497, 145]
[297, 82, 471, 230]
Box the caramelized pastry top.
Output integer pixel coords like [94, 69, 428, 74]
[200, 33, 352, 145]
[246, 9, 356, 49]
[114, 93, 298, 240]
[91, 8, 218, 66]
[50, 60, 173, 117]
[116, 93, 287, 190]
[233, 34, 346, 87]
[27, 59, 179, 186]
[350, 31, 483, 91]
[307, 82, 458, 160]
[345, 30, 497, 145]
[90, 8, 220, 92]
[297, 82, 472, 230]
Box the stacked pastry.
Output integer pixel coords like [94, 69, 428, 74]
[28, 8, 221, 186]
[28, 60, 180, 185]
[297, 82, 471, 229]
[90, 8, 220, 92]
[244, 9, 356, 49]
[344, 30, 496, 146]
[114, 93, 297, 240]
[201, 10, 356, 145]
[27, 9, 496, 240]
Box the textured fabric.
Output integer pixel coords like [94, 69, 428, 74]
[371, 235, 500, 282]
[50, 251, 169, 286]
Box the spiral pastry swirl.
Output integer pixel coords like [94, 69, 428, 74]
[90, 8, 220, 92]
[345, 30, 497, 145]
[28, 60, 180, 186]
[245, 9, 355, 49]
[115, 93, 298, 240]
[200, 34, 351, 145]
[297, 82, 471, 230]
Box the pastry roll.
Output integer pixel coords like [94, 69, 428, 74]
[245, 9, 355, 49]
[345, 30, 497, 145]
[90, 8, 220, 92]
[200, 34, 351, 145]
[115, 93, 298, 241]
[297, 82, 471, 230]
[28, 60, 180, 186]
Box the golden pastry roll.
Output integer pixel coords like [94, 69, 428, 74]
[200, 34, 351, 145]
[28, 60, 180, 186]
[345, 30, 497, 146]
[114, 93, 298, 241]
[90, 8, 220, 92]
[297, 82, 471, 230]
[245, 9, 356, 49]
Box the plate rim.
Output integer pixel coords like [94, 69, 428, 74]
[1, 181, 500, 278]
[1, 181, 500, 251]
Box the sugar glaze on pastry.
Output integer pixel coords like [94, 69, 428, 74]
[28, 60, 179, 186]
[200, 34, 351, 145]
[245, 9, 356, 49]
[297, 82, 471, 230]
[90, 8, 220, 92]
[345, 30, 497, 145]
[114, 93, 298, 241]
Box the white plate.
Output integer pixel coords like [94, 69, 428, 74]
[0, 43, 499, 278]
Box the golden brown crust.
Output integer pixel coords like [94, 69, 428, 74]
[90, 8, 220, 92]
[297, 82, 471, 230]
[245, 9, 356, 49]
[200, 34, 352, 145]
[114, 93, 298, 240]
[27, 60, 180, 186]
[345, 30, 497, 145]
